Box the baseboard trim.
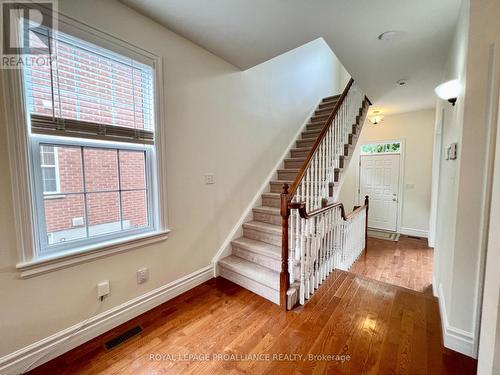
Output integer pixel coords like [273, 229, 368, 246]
[399, 226, 429, 238]
[437, 283, 476, 358]
[432, 274, 438, 298]
[0, 265, 213, 374]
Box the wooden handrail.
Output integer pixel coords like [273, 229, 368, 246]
[287, 78, 354, 201]
[289, 195, 369, 221]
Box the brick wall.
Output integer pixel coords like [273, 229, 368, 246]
[44, 147, 148, 236]
[30, 40, 151, 240]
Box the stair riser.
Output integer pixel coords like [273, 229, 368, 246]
[278, 170, 298, 180]
[302, 131, 321, 139]
[262, 195, 280, 208]
[253, 210, 281, 225]
[306, 124, 324, 131]
[296, 139, 315, 148]
[315, 107, 334, 115]
[319, 101, 337, 109]
[290, 149, 310, 158]
[311, 115, 329, 122]
[322, 97, 339, 103]
[269, 181, 290, 193]
[231, 246, 280, 272]
[218, 267, 279, 305]
[243, 228, 281, 247]
[284, 159, 305, 169]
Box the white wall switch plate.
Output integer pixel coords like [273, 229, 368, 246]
[137, 268, 149, 284]
[97, 280, 110, 299]
[204, 173, 216, 184]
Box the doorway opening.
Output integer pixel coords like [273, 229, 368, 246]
[359, 140, 403, 233]
[351, 139, 433, 294]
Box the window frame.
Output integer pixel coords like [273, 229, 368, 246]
[4, 8, 169, 278]
[31, 135, 158, 255]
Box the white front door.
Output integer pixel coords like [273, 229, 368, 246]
[359, 154, 400, 231]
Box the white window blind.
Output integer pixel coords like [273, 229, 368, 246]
[24, 26, 155, 144]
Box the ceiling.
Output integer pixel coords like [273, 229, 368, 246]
[121, 0, 462, 114]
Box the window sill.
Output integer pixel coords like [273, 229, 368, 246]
[16, 230, 170, 278]
[43, 194, 66, 200]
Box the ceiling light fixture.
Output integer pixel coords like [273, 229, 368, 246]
[369, 111, 384, 125]
[435, 79, 460, 106]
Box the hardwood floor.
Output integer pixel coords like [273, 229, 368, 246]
[350, 236, 434, 294]
[30, 270, 476, 374]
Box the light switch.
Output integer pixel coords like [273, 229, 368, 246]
[204, 173, 216, 184]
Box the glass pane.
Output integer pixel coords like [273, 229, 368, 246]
[44, 194, 86, 247]
[40, 145, 55, 165]
[25, 29, 154, 131]
[56, 145, 84, 193]
[122, 190, 148, 229]
[119, 150, 146, 190]
[86, 192, 121, 237]
[40, 145, 84, 194]
[42, 167, 57, 193]
[83, 148, 118, 192]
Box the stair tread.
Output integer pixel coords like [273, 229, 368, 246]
[243, 220, 281, 234]
[284, 157, 306, 161]
[261, 192, 280, 199]
[219, 255, 279, 289]
[322, 94, 341, 102]
[231, 237, 281, 259]
[253, 206, 280, 215]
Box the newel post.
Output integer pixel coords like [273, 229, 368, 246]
[280, 183, 290, 310]
[364, 195, 369, 255]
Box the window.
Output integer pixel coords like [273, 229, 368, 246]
[13, 13, 166, 262]
[361, 141, 401, 155]
[40, 145, 60, 194]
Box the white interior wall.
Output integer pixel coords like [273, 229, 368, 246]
[432, 0, 500, 358]
[0, 0, 344, 359]
[477, 87, 500, 374]
[338, 109, 435, 236]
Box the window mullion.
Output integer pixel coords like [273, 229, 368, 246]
[117, 149, 124, 231]
[80, 146, 90, 239]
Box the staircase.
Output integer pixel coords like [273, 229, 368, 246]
[218, 81, 370, 306]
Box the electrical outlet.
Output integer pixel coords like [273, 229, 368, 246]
[137, 268, 149, 284]
[204, 173, 215, 184]
[97, 280, 110, 299]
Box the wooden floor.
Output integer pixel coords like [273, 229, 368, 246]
[350, 236, 434, 294]
[30, 271, 476, 374]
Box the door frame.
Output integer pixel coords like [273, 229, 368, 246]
[356, 138, 406, 233]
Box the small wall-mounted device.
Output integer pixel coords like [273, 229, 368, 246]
[137, 268, 149, 284]
[97, 280, 110, 300]
[204, 173, 216, 184]
[446, 142, 458, 160]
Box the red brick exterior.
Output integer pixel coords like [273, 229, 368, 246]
[44, 148, 147, 235]
[29, 38, 152, 240]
